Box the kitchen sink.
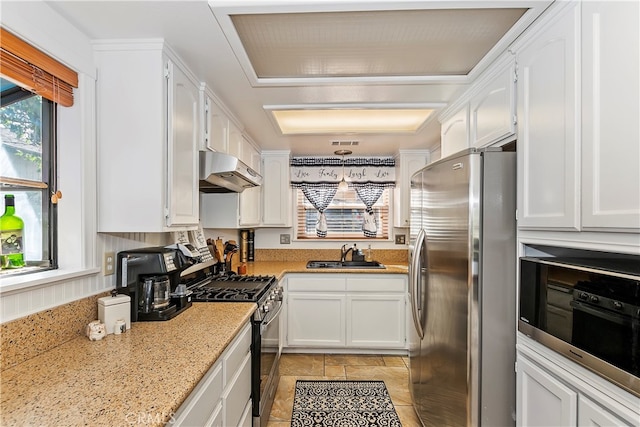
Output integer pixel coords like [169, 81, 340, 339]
[306, 260, 385, 269]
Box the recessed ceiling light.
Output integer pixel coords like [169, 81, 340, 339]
[270, 109, 434, 135]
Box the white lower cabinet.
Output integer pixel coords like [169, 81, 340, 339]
[517, 354, 578, 426]
[173, 322, 252, 427]
[287, 292, 346, 347]
[578, 395, 631, 427]
[516, 343, 640, 427]
[285, 274, 407, 350]
[222, 352, 252, 427]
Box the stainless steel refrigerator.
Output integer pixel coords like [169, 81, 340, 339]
[408, 147, 516, 426]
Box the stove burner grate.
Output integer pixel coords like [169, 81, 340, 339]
[190, 274, 277, 303]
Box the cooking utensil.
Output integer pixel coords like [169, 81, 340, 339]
[213, 238, 224, 262]
[223, 240, 239, 271]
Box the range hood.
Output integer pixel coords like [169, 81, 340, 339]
[199, 151, 262, 193]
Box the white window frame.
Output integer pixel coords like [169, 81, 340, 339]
[0, 1, 100, 305]
[0, 72, 99, 293]
[294, 187, 392, 240]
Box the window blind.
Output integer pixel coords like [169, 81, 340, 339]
[296, 188, 390, 239]
[0, 28, 78, 107]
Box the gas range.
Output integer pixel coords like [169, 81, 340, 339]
[181, 267, 283, 427]
[189, 274, 280, 322]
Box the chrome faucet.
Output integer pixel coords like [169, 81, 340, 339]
[340, 244, 354, 263]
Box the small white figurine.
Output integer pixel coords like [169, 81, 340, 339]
[86, 320, 106, 341]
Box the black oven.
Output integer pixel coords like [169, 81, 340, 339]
[519, 257, 640, 397]
[188, 274, 283, 427]
[256, 294, 281, 427]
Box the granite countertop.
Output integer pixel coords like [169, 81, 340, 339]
[243, 261, 409, 279]
[0, 261, 407, 426]
[0, 303, 255, 427]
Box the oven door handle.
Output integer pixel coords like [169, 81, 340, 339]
[262, 301, 283, 328]
[570, 300, 633, 326]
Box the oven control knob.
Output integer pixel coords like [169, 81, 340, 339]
[262, 303, 270, 313]
[613, 301, 624, 310]
[589, 295, 600, 304]
[579, 292, 589, 300]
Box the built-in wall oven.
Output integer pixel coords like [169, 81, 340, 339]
[519, 256, 640, 397]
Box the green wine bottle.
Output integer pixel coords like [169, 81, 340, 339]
[0, 194, 25, 269]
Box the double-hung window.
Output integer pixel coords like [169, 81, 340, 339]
[295, 187, 391, 240]
[0, 80, 57, 276]
[0, 28, 77, 277]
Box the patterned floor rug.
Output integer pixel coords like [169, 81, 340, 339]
[291, 380, 402, 426]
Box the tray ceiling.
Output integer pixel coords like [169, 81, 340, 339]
[230, 9, 527, 80]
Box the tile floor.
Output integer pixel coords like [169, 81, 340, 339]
[266, 353, 422, 426]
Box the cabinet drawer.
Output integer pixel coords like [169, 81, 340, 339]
[206, 402, 223, 427]
[224, 323, 252, 384]
[223, 352, 252, 427]
[173, 361, 223, 427]
[347, 277, 406, 292]
[288, 276, 346, 292]
[238, 399, 253, 427]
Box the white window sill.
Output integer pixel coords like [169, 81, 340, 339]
[0, 267, 102, 295]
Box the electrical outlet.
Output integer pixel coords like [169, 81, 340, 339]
[280, 234, 291, 244]
[103, 251, 115, 276]
[395, 234, 406, 245]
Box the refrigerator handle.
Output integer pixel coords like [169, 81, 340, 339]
[410, 228, 426, 339]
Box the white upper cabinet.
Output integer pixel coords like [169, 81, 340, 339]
[440, 105, 469, 158]
[439, 53, 517, 159]
[167, 61, 200, 227]
[394, 150, 429, 228]
[239, 139, 262, 227]
[200, 87, 228, 153]
[469, 58, 516, 148]
[516, 0, 640, 233]
[516, 1, 581, 231]
[261, 151, 292, 227]
[227, 120, 243, 160]
[94, 40, 199, 232]
[581, 1, 640, 231]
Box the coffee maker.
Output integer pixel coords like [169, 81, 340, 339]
[116, 247, 192, 322]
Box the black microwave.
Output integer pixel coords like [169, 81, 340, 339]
[519, 256, 640, 397]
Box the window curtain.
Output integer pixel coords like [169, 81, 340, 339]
[354, 186, 384, 237]
[301, 185, 337, 237]
[291, 157, 395, 238]
[290, 158, 340, 237]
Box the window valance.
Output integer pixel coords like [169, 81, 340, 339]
[290, 157, 395, 189]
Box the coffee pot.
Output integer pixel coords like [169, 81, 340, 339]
[140, 275, 171, 313]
